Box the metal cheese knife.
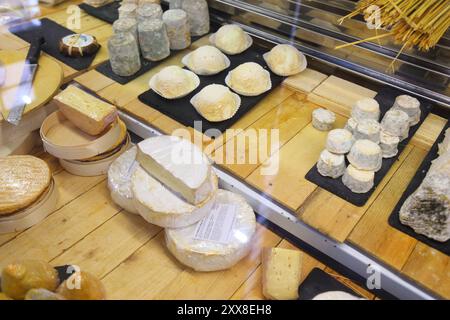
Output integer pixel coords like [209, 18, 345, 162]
[6, 36, 45, 125]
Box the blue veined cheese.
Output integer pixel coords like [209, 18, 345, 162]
[354, 119, 381, 144]
[112, 17, 138, 41]
[347, 139, 382, 171]
[381, 108, 410, 138]
[312, 108, 335, 131]
[325, 129, 353, 154]
[317, 149, 345, 178]
[163, 9, 191, 50]
[392, 95, 421, 126]
[380, 130, 399, 158]
[136, 3, 162, 24]
[351, 98, 380, 122]
[138, 19, 170, 61]
[165, 190, 256, 271]
[179, 0, 210, 36]
[108, 33, 141, 76]
[342, 164, 375, 194]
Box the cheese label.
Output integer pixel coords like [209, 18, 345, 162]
[194, 203, 237, 244]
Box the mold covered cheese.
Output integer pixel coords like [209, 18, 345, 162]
[351, 98, 380, 122]
[342, 164, 375, 194]
[263, 44, 307, 76]
[312, 108, 335, 131]
[210, 24, 252, 55]
[325, 129, 353, 154]
[392, 95, 421, 126]
[347, 139, 382, 171]
[182, 45, 230, 76]
[226, 62, 271, 96]
[317, 149, 346, 178]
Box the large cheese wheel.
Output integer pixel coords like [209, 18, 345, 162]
[165, 190, 256, 271]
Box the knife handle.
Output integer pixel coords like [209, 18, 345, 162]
[26, 37, 45, 65]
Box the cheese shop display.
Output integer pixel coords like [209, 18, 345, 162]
[263, 44, 307, 76]
[118, 3, 138, 19]
[138, 19, 170, 62]
[325, 129, 353, 154]
[344, 117, 358, 135]
[190, 84, 241, 122]
[210, 24, 253, 55]
[262, 248, 302, 300]
[58, 33, 100, 57]
[317, 150, 346, 179]
[312, 108, 336, 131]
[165, 190, 256, 271]
[342, 164, 375, 194]
[149, 65, 200, 99]
[176, 0, 209, 37]
[353, 119, 381, 144]
[400, 128, 450, 242]
[347, 139, 382, 172]
[162, 9, 191, 50]
[136, 2, 163, 23]
[107, 32, 141, 76]
[381, 109, 410, 140]
[380, 131, 400, 158]
[112, 18, 138, 40]
[351, 98, 380, 122]
[225, 62, 272, 96]
[392, 95, 421, 126]
[182, 45, 230, 76]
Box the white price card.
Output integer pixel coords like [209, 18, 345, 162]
[194, 203, 237, 244]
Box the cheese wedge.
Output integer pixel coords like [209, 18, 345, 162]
[137, 136, 215, 205]
[262, 247, 302, 300]
[53, 85, 118, 136]
[132, 166, 217, 228]
[0, 156, 51, 215]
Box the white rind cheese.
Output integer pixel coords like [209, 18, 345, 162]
[342, 164, 374, 194]
[165, 190, 256, 271]
[107, 146, 139, 214]
[344, 117, 358, 135]
[325, 129, 353, 154]
[393, 95, 421, 126]
[351, 98, 380, 122]
[312, 108, 335, 131]
[137, 135, 215, 205]
[354, 119, 381, 144]
[312, 291, 363, 300]
[381, 109, 410, 138]
[132, 166, 217, 228]
[347, 139, 382, 171]
[317, 149, 345, 178]
[262, 248, 302, 300]
[380, 131, 399, 158]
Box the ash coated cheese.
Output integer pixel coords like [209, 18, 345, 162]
[312, 291, 363, 300]
[347, 139, 382, 171]
[108, 32, 141, 77]
[138, 19, 170, 62]
[107, 146, 139, 214]
[381, 108, 410, 139]
[226, 62, 272, 96]
[179, 0, 210, 36]
[53, 85, 118, 136]
[136, 3, 163, 23]
[0, 156, 51, 215]
[351, 98, 380, 122]
[342, 164, 374, 194]
[312, 108, 335, 131]
[262, 247, 302, 300]
[136, 135, 216, 205]
[344, 117, 358, 135]
[113, 18, 138, 41]
[393, 95, 421, 126]
[163, 9, 191, 50]
[317, 149, 345, 178]
[380, 130, 399, 158]
[132, 166, 217, 228]
[354, 119, 381, 144]
[118, 3, 137, 19]
[165, 190, 256, 271]
[325, 129, 353, 154]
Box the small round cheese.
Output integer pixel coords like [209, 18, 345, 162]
[312, 108, 335, 131]
[165, 189, 256, 271]
[150, 65, 200, 99]
[59, 33, 100, 57]
[312, 291, 363, 300]
[132, 166, 217, 228]
[351, 98, 380, 122]
[381, 108, 409, 138]
[354, 119, 381, 143]
[393, 95, 421, 126]
[190, 84, 241, 122]
[263, 44, 307, 76]
[380, 130, 400, 158]
[118, 3, 137, 19]
[347, 139, 382, 171]
[342, 164, 375, 194]
[211, 24, 252, 55]
[317, 150, 345, 178]
[136, 3, 162, 23]
[107, 146, 139, 214]
[182, 45, 230, 76]
[325, 129, 353, 154]
[226, 62, 271, 96]
[344, 117, 358, 135]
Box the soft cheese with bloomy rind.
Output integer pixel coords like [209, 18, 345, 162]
[342, 164, 374, 194]
[262, 247, 302, 300]
[351, 98, 380, 122]
[381, 108, 410, 139]
[393, 95, 421, 126]
[380, 130, 399, 158]
[317, 149, 345, 178]
[0, 156, 51, 215]
[150, 66, 199, 99]
[54, 85, 118, 136]
[312, 108, 335, 131]
[107, 146, 139, 214]
[325, 129, 353, 154]
[132, 166, 217, 228]
[226, 62, 271, 96]
[211, 24, 252, 55]
[354, 119, 381, 144]
[165, 190, 256, 271]
[347, 139, 382, 171]
[137, 135, 216, 205]
[182, 45, 230, 76]
[263, 44, 307, 76]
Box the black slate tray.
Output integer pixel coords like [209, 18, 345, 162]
[388, 121, 450, 256]
[305, 87, 432, 207]
[79, 1, 121, 24]
[9, 18, 99, 71]
[138, 45, 283, 136]
[298, 268, 363, 300]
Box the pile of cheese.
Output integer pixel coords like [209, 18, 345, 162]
[107, 135, 256, 271]
[316, 95, 421, 194]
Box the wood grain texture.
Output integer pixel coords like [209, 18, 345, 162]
[283, 68, 327, 93]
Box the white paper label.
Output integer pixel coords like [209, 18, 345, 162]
[194, 203, 237, 244]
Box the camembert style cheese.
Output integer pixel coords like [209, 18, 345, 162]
[53, 85, 118, 136]
[165, 190, 256, 271]
[262, 247, 302, 300]
[137, 136, 216, 205]
[0, 156, 51, 215]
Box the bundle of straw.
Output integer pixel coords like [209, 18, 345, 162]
[338, 0, 450, 51]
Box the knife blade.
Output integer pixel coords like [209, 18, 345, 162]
[6, 36, 45, 125]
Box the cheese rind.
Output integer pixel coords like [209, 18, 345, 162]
[317, 149, 345, 178]
[137, 135, 215, 205]
[325, 129, 353, 154]
[342, 164, 374, 193]
[393, 95, 421, 126]
[226, 62, 271, 96]
[165, 190, 256, 271]
[347, 139, 382, 171]
[380, 131, 399, 158]
[354, 119, 381, 144]
[262, 247, 302, 300]
[351, 98, 380, 122]
[54, 85, 118, 136]
[312, 108, 335, 131]
[381, 109, 409, 138]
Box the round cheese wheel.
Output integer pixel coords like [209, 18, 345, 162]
[347, 139, 382, 171]
[226, 62, 271, 96]
[165, 189, 256, 271]
[211, 24, 252, 55]
[263, 44, 307, 76]
[59, 33, 100, 57]
[0, 156, 51, 216]
[182, 45, 230, 76]
[150, 65, 200, 99]
[351, 98, 380, 122]
[325, 129, 353, 154]
[393, 95, 421, 126]
[317, 149, 345, 178]
[312, 108, 335, 131]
